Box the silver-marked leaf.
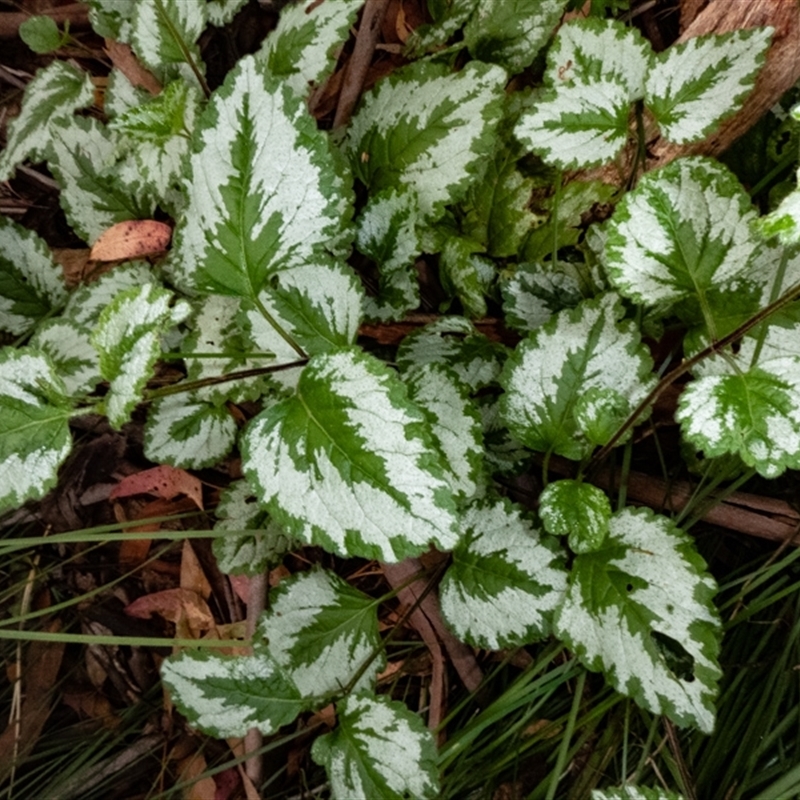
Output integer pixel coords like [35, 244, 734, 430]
[756, 184, 800, 245]
[500, 294, 655, 460]
[514, 80, 633, 170]
[131, 0, 208, 88]
[555, 507, 722, 733]
[439, 496, 567, 650]
[546, 18, 650, 98]
[0, 349, 73, 515]
[405, 0, 478, 56]
[47, 116, 152, 244]
[207, 0, 248, 26]
[397, 317, 507, 389]
[464, 0, 568, 73]
[477, 394, 529, 475]
[501, 262, 584, 333]
[439, 236, 494, 319]
[311, 693, 439, 800]
[605, 157, 761, 338]
[404, 363, 485, 502]
[30, 320, 101, 398]
[242, 348, 460, 562]
[0, 217, 67, 335]
[256, 0, 362, 98]
[62, 262, 154, 327]
[345, 60, 506, 219]
[161, 648, 305, 738]
[93, 283, 191, 428]
[646, 28, 771, 145]
[104, 68, 152, 120]
[144, 394, 237, 469]
[592, 789, 683, 800]
[84, 0, 135, 39]
[0, 61, 94, 181]
[259, 568, 383, 697]
[213, 479, 298, 575]
[574, 386, 631, 447]
[169, 55, 350, 297]
[356, 188, 421, 321]
[676, 321, 800, 478]
[538, 479, 611, 554]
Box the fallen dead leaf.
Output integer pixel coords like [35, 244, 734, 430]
[125, 587, 215, 639]
[176, 751, 216, 800]
[90, 219, 172, 261]
[104, 39, 162, 94]
[180, 540, 212, 600]
[110, 464, 204, 511]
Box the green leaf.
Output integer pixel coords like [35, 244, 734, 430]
[514, 19, 651, 169]
[439, 497, 567, 649]
[242, 348, 460, 562]
[0, 349, 73, 515]
[397, 316, 507, 389]
[0, 61, 94, 182]
[206, 0, 248, 27]
[676, 321, 800, 478]
[0, 217, 67, 336]
[144, 395, 238, 469]
[404, 363, 486, 502]
[499, 294, 655, 460]
[213, 479, 298, 576]
[259, 568, 383, 696]
[477, 393, 529, 475]
[161, 648, 306, 738]
[109, 80, 194, 142]
[29, 320, 101, 399]
[604, 157, 761, 340]
[405, 0, 478, 55]
[130, 0, 208, 88]
[501, 262, 585, 333]
[19, 16, 62, 54]
[438, 236, 493, 318]
[645, 28, 772, 145]
[538, 479, 611, 553]
[84, 0, 135, 39]
[311, 693, 439, 800]
[345, 60, 506, 219]
[169, 55, 351, 297]
[47, 116, 152, 244]
[92, 283, 190, 428]
[464, 0, 568, 73]
[555, 507, 722, 733]
[356, 188, 421, 321]
[756, 184, 800, 245]
[592, 789, 683, 800]
[256, 0, 362, 98]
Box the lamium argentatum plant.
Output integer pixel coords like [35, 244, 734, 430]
[1, 0, 797, 796]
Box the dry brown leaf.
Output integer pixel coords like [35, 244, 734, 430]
[110, 464, 204, 510]
[90, 219, 172, 261]
[51, 248, 93, 287]
[104, 39, 162, 94]
[61, 690, 121, 729]
[176, 752, 216, 800]
[125, 587, 215, 638]
[180, 540, 212, 599]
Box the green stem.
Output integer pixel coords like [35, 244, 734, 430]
[587, 279, 800, 472]
[544, 667, 585, 800]
[254, 294, 308, 359]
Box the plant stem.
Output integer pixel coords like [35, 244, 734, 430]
[254, 294, 308, 359]
[543, 667, 585, 800]
[244, 572, 268, 788]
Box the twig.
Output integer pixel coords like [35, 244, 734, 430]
[243, 572, 268, 788]
[333, 0, 392, 129]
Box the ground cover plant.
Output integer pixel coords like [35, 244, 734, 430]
[1, 0, 800, 797]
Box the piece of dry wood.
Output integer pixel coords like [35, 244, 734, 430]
[0, 3, 89, 38]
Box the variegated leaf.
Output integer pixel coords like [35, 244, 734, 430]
[92, 283, 190, 428]
[439, 497, 567, 650]
[477, 394, 529, 475]
[259, 568, 383, 696]
[206, 0, 248, 27]
[161, 648, 306, 738]
[538, 479, 611, 554]
[30, 320, 101, 398]
[501, 262, 584, 333]
[555, 507, 722, 733]
[62, 262, 154, 327]
[169, 55, 351, 297]
[242, 348, 460, 562]
[0, 349, 73, 515]
[604, 157, 761, 340]
[0, 217, 67, 335]
[356, 188, 421, 321]
[256, 0, 362, 97]
[0, 61, 94, 181]
[405, 0, 478, 56]
[213, 479, 298, 575]
[144, 394, 238, 469]
[464, 0, 568, 73]
[311, 693, 439, 800]
[592, 788, 683, 800]
[404, 363, 485, 502]
[397, 317, 507, 389]
[47, 116, 152, 244]
[345, 60, 506, 219]
[756, 183, 800, 245]
[499, 294, 655, 460]
[646, 28, 771, 145]
[676, 321, 800, 478]
[84, 0, 135, 39]
[131, 0, 208, 88]
[104, 68, 152, 120]
[439, 236, 493, 318]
